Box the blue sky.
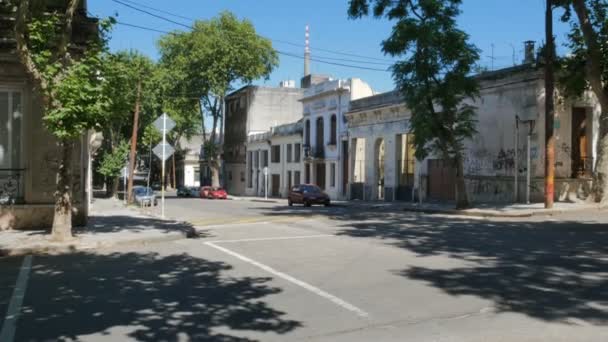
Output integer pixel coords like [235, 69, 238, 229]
[89, 0, 571, 94]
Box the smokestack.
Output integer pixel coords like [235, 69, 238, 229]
[304, 25, 310, 76]
[524, 41, 535, 64]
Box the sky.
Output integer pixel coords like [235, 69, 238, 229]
[89, 0, 572, 94]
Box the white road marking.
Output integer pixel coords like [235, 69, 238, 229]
[209, 234, 334, 244]
[205, 241, 370, 318]
[1, 255, 33, 342]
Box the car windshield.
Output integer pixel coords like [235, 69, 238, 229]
[135, 187, 154, 196]
[301, 185, 321, 193]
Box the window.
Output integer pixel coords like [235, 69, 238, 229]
[0, 91, 22, 169]
[262, 150, 269, 167]
[271, 145, 281, 163]
[194, 167, 200, 185]
[240, 171, 245, 182]
[228, 171, 233, 181]
[316, 117, 324, 149]
[294, 171, 301, 186]
[254, 151, 259, 169]
[330, 114, 337, 145]
[294, 143, 301, 162]
[330, 163, 336, 187]
[305, 120, 310, 146]
[286, 144, 292, 163]
[247, 151, 253, 187]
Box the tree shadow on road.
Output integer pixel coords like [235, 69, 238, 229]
[17, 251, 301, 341]
[256, 204, 608, 325]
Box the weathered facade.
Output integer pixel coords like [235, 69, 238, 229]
[175, 135, 205, 188]
[0, 1, 95, 229]
[245, 121, 303, 198]
[223, 85, 304, 195]
[302, 78, 374, 200]
[345, 64, 600, 204]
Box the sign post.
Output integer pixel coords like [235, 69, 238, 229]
[263, 166, 268, 200]
[122, 166, 128, 205]
[152, 113, 176, 218]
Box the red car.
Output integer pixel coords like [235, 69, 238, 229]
[200, 186, 227, 199]
[288, 184, 330, 207]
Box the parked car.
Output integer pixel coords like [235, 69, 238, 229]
[200, 186, 227, 199]
[288, 184, 330, 207]
[132, 186, 158, 206]
[150, 181, 162, 191]
[177, 186, 200, 197]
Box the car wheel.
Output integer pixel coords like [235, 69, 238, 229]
[304, 200, 311, 207]
[288, 199, 293, 207]
[324, 201, 331, 207]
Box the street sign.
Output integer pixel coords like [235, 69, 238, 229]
[152, 113, 176, 133]
[153, 143, 175, 161]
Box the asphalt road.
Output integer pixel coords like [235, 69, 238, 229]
[2, 198, 608, 341]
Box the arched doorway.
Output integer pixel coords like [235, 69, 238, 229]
[375, 138, 385, 200]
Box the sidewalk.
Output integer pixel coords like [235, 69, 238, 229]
[0, 198, 195, 257]
[402, 201, 603, 217]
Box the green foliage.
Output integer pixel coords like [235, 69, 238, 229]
[24, 8, 113, 140]
[348, 0, 480, 161]
[98, 140, 129, 178]
[557, 0, 608, 98]
[157, 11, 278, 149]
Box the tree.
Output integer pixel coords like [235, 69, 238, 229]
[557, 0, 608, 204]
[98, 141, 130, 190]
[158, 11, 278, 187]
[14, 0, 109, 240]
[97, 50, 157, 198]
[348, 0, 480, 208]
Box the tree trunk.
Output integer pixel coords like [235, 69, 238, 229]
[210, 159, 221, 187]
[594, 112, 608, 204]
[108, 176, 119, 198]
[52, 140, 74, 241]
[127, 80, 141, 204]
[544, 0, 555, 209]
[571, 0, 608, 204]
[454, 154, 469, 209]
[172, 153, 176, 188]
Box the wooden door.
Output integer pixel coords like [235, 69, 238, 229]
[427, 159, 455, 201]
[271, 174, 280, 197]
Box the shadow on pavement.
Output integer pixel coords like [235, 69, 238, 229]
[255, 204, 608, 325]
[17, 251, 301, 341]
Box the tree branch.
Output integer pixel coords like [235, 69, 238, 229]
[572, 0, 608, 108]
[57, 0, 80, 65]
[15, 0, 48, 96]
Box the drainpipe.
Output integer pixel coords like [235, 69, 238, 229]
[515, 115, 519, 203]
[526, 124, 532, 204]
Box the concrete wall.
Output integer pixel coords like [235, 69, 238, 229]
[1, 55, 87, 229]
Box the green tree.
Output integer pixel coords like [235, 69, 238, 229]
[14, 0, 110, 240]
[98, 140, 130, 187]
[556, 0, 608, 204]
[158, 11, 278, 187]
[97, 50, 157, 198]
[348, 0, 480, 208]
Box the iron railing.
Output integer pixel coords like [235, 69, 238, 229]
[303, 144, 324, 159]
[0, 168, 25, 205]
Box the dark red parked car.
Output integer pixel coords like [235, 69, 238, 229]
[288, 184, 330, 207]
[201, 186, 227, 199]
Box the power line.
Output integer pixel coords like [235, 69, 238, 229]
[118, 0, 195, 22]
[104, 16, 392, 73]
[111, 0, 397, 63]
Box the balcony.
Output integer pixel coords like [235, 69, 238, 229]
[303, 145, 324, 160]
[0, 168, 25, 205]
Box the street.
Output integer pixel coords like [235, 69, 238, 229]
[2, 197, 608, 341]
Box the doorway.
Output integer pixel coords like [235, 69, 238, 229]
[316, 163, 326, 189]
[271, 174, 280, 197]
[571, 107, 590, 177]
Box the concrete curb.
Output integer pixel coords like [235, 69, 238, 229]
[402, 205, 603, 218]
[0, 231, 189, 258]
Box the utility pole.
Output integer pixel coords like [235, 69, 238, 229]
[544, 0, 555, 208]
[127, 80, 142, 204]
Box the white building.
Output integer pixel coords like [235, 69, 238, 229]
[245, 121, 303, 197]
[345, 62, 601, 204]
[176, 135, 205, 188]
[301, 78, 374, 200]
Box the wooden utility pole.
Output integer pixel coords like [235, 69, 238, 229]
[127, 80, 142, 204]
[544, 0, 555, 208]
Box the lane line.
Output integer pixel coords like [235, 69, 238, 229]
[205, 241, 370, 318]
[209, 234, 334, 243]
[0, 255, 33, 342]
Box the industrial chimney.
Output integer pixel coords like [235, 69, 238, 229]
[304, 25, 310, 76]
[523, 41, 535, 64]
